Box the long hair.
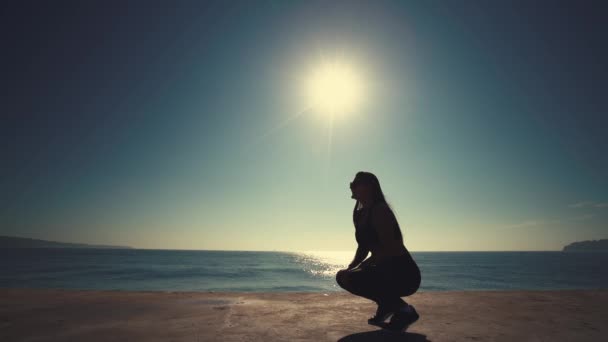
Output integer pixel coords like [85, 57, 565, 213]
[351, 171, 404, 243]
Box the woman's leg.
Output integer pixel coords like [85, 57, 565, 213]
[396, 262, 421, 297]
[336, 259, 421, 305]
[372, 259, 421, 309]
[371, 262, 409, 310]
[336, 266, 384, 303]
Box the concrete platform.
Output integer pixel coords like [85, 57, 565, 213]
[0, 288, 606, 341]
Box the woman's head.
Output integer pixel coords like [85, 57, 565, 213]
[350, 171, 387, 209]
[350, 171, 403, 243]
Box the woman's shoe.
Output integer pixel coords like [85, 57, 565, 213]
[385, 305, 419, 332]
[367, 303, 396, 326]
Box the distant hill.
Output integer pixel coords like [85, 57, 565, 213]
[0, 236, 133, 249]
[562, 239, 608, 252]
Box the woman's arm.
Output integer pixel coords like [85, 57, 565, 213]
[348, 244, 369, 269]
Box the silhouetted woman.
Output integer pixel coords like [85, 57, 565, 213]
[336, 171, 421, 331]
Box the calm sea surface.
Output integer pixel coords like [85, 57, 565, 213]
[1, 249, 606, 292]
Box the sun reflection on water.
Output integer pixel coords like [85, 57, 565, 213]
[292, 250, 353, 277]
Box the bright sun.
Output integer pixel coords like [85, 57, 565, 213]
[305, 60, 364, 116]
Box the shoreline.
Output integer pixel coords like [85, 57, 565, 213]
[1, 288, 607, 341]
[1, 286, 606, 293]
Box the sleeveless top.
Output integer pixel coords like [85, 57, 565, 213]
[354, 202, 403, 249]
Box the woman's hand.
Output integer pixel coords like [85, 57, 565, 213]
[348, 245, 369, 270]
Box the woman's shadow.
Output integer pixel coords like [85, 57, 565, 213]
[338, 324, 430, 342]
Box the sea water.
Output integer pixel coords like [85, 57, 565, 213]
[1, 248, 606, 292]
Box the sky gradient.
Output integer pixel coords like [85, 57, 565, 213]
[1, 0, 607, 251]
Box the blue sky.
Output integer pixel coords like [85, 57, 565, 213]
[1, 0, 606, 251]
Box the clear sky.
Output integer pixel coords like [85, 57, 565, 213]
[1, 0, 606, 251]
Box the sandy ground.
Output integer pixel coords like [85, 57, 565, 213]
[0, 288, 606, 341]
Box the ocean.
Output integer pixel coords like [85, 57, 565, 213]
[1, 249, 606, 292]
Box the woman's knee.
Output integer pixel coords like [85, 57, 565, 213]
[336, 270, 350, 289]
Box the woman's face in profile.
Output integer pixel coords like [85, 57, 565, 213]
[350, 179, 370, 200]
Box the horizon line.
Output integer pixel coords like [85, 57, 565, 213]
[130, 248, 565, 252]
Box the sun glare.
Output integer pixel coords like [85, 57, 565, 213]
[305, 60, 364, 116]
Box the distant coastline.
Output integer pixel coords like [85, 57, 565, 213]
[563, 239, 608, 252]
[0, 236, 133, 249]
